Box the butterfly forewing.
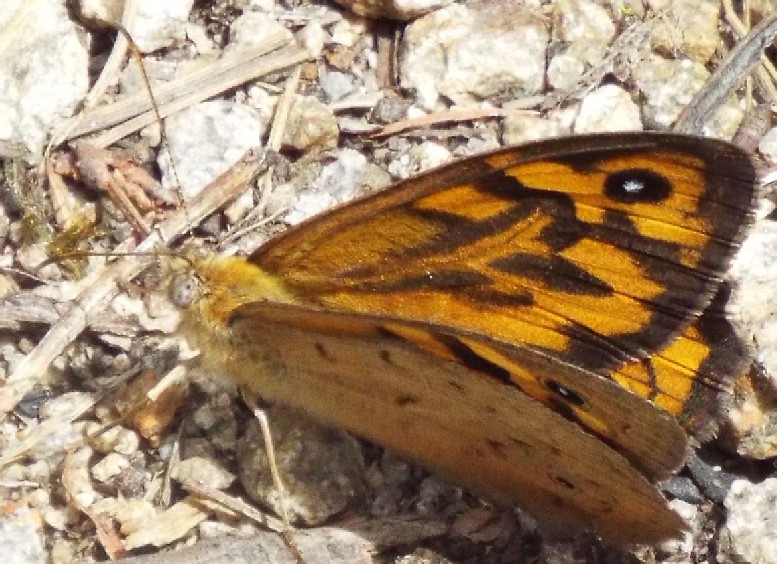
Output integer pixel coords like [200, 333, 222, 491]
[250, 133, 756, 436]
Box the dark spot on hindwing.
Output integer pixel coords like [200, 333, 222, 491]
[314, 342, 331, 360]
[394, 394, 419, 406]
[435, 334, 514, 387]
[604, 168, 672, 203]
[487, 438, 508, 459]
[551, 474, 576, 490]
[380, 349, 393, 365]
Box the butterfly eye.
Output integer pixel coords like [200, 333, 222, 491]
[169, 272, 201, 308]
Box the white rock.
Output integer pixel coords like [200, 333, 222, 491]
[400, 4, 548, 110]
[0, 508, 45, 564]
[758, 127, 777, 164]
[245, 0, 276, 11]
[77, 0, 123, 25]
[547, 53, 586, 91]
[38, 392, 94, 420]
[158, 101, 264, 201]
[649, 0, 721, 63]
[91, 452, 130, 483]
[553, 0, 615, 65]
[721, 478, 777, 563]
[319, 70, 357, 103]
[730, 217, 777, 389]
[502, 115, 568, 145]
[387, 142, 452, 180]
[131, 0, 194, 53]
[574, 84, 642, 133]
[185, 22, 216, 55]
[632, 55, 711, 129]
[656, 500, 699, 560]
[174, 457, 235, 490]
[285, 148, 367, 225]
[329, 17, 361, 48]
[282, 95, 339, 151]
[0, 0, 89, 161]
[298, 21, 327, 59]
[228, 11, 293, 50]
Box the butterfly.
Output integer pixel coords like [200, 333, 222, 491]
[170, 132, 757, 544]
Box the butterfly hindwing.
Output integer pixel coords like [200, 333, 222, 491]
[227, 300, 687, 544]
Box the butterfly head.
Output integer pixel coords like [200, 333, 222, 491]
[167, 255, 298, 329]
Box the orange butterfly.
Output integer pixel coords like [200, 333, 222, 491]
[172, 132, 756, 543]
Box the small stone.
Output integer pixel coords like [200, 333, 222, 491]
[400, 4, 548, 110]
[91, 497, 157, 536]
[656, 500, 699, 559]
[284, 148, 367, 224]
[91, 452, 130, 484]
[0, 0, 89, 161]
[0, 508, 46, 563]
[649, 0, 721, 63]
[15, 244, 62, 282]
[174, 457, 235, 490]
[42, 506, 78, 532]
[75, 0, 123, 27]
[758, 127, 777, 164]
[38, 392, 92, 420]
[319, 70, 357, 103]
[721, 478, 777, 563]
[298, 21, 327, 58]
[722, 367, 777, 459]
[416, 476, 459, 516]
[282, 95, 339, 152]
[87, 426, 140, 456]
[380, 451, 413, 487]
[685, 449, 738, 504]
[236, 407, 367, 526]
[387, 142, 451, 180]
[372, 95, 411, 124]
[662, 476, 705, 505]
[50, 538, 80, 564]
[329, 17, 363, 48]
[552, 0, 615, 71]
[227, 11, 294, 50]
[158, 101, 264, 201]
[632, 54, 737, 131]
[130, 0, 195, 53]
[574, 84, 641, 133]
[547, 53, 587, 91]
[502, 115, 568, 145]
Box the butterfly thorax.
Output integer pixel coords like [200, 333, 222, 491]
[171, 256, 297, 387]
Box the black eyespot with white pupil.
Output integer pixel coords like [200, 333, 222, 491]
[545, 380, 584, 406]
[604, 168, 672, 203]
